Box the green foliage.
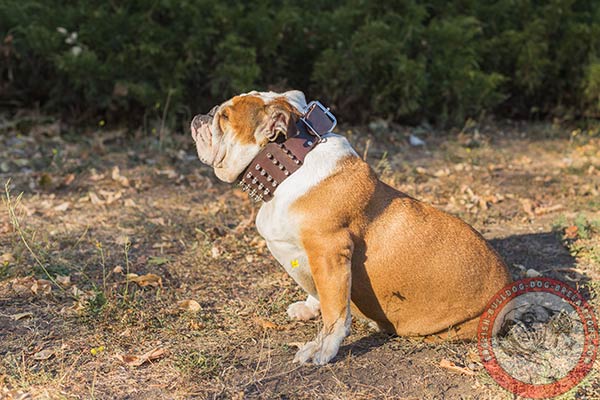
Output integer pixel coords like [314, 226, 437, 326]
[583, 61, 600, 114]
[1, 0, 599, 127]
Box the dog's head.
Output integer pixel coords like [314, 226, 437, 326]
[191, 90, 307, 182]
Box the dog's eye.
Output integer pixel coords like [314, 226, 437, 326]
[221, 111, 229, 121]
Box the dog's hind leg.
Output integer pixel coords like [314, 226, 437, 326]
[287, 295, 320, 321]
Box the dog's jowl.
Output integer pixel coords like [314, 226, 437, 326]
[191, 90, 511, 365]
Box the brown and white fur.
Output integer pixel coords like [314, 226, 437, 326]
[191, 90, 511, 365]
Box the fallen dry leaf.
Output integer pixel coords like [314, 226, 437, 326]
[564, 225, 579, 240]
[113, 265, 124, 274]
[11, 312, 33, 320]
[124, 198, 137, 208]
[433, 168, 450, 177]
[71, 285, 86, 297]
[519, 198, 535, 218]
[89, 169, 105, 181]
[127, 273, 162, 288]
[55, 275, 71, 287]
[155, 169, 178, 179]
[117, 347, 167, 367]
[31, 279, 52, 295]
[89, 192, 102, 205]
[53, 202, 70, 212]
[534, 204, 563, 216]
[148, 217, 165, 226]
[466, 347, 480, 365]
[177, 299, 201, 313]
[32, 349, 55, 361]
[111, 166, 130, 187]
[62, 173, 75, 186]
[98, 189, 122, 205]
[439, 359, 476, 376]
[10, 276, 37, 295]
[254, 317, 281, 331]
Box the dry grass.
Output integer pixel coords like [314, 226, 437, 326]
[0, 118, 599, 399]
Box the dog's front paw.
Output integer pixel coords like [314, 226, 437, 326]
[293, 341, 320, 364]
[293, 339, 339, 365]
[287, 300, 320, 321]
[292, 328, 347, 365]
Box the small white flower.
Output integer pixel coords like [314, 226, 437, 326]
[71, 46, 82, 56]
[66, 32, 78, 45]
[56, 27, 68, 35]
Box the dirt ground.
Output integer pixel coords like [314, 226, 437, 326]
[1, 117, 599, 399]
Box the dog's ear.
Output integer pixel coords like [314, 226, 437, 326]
[281, 90, 307, 112]
[262, 97, 302, 142]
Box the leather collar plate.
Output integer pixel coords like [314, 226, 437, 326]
[238, 122, 319, 202]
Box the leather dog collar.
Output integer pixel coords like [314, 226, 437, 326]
[238, 121, 320, 202]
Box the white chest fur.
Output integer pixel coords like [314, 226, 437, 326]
[255, 134, 358, 296]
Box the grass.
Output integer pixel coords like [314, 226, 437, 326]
[0, 119, 599, 399]
[3, 180, 64, 290]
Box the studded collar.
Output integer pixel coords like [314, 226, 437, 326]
[238, 121, 320, 202]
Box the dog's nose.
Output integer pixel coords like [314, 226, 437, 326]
[191, 114, 211, 131]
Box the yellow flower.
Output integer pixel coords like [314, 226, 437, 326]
[90, 346, 105, 356]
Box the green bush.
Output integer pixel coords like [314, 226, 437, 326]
[0, 0, 599, 128]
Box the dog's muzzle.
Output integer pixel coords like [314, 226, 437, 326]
[191, 115, 210, 142]
[191, 106, 218, 142]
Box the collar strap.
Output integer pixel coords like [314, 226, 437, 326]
[238, 122, 319, 202]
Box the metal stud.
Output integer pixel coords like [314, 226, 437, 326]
[284, 170, 290, 176]
[278, 164, 284, 170]
[266, 176, 273, 182]
[252, 178, 258, 184]
[249, 189, 257, 197]
[260, 170, 267, 176]
[272, 159, 278, 164]
[255, 164, 261, 170]
[246, 172, 252, 178]
[266, 153, 273, 159]
[264, 189, 270, 195]
[294, 159, 300, 165]
[272, 181, 278, 187]
[258, 183, 264, 190]
[307, 141, 313, 146]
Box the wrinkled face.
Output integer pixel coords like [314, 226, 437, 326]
[190, 90, 307, 182]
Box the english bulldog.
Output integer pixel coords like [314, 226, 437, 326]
[191, 90, 511, 365]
